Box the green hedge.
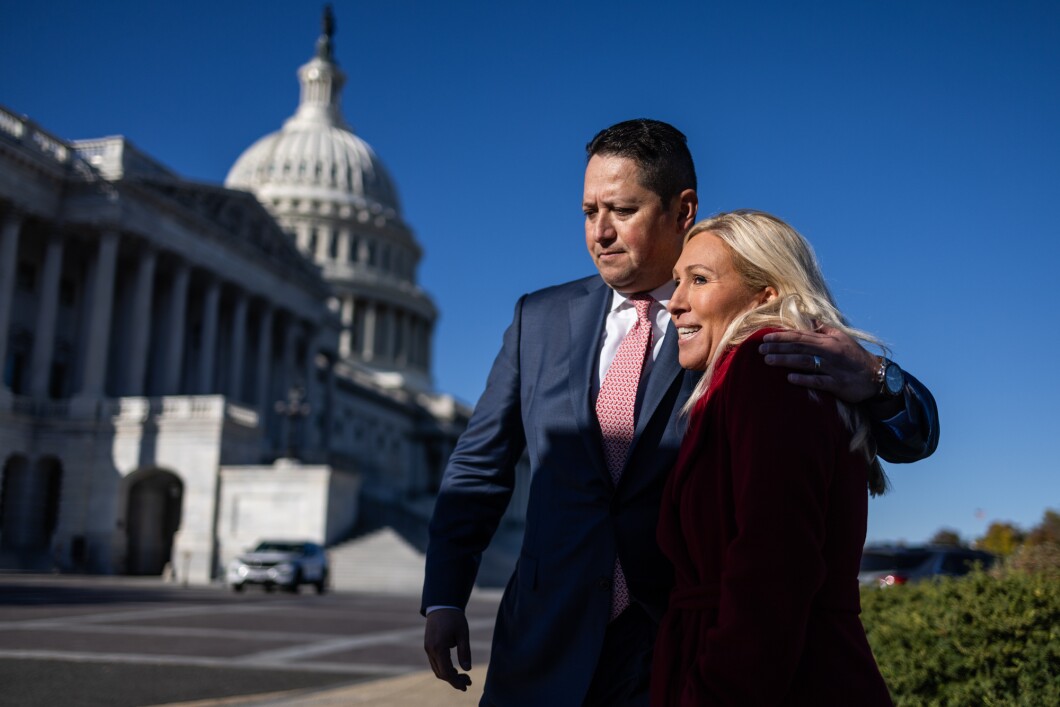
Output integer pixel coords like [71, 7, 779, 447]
[860, 569, 1060, 706]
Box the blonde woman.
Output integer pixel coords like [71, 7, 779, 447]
[651, 211, 892, 706]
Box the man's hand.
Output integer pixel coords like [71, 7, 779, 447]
[424, 608, 472, 691]
[759, 325, 880, 404]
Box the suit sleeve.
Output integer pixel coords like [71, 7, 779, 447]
[420, 296, 528, 614]
[872, 371, 940, 463]
[681, 341, 839, 705]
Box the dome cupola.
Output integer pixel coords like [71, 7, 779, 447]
[225, 6, 402, 218]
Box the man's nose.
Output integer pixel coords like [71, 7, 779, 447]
[590, 213, 615, 242]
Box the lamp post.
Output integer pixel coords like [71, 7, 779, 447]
[274, 385, 311, 460]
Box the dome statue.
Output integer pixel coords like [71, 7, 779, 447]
[226, 8, 436, 391]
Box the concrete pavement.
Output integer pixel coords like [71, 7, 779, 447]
[155, 668, 487, 706]
[1, 574, 499, 706]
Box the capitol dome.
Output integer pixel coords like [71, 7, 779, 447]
[225, 18, 401, 219]
[226, 122, 402, 219]
[225, 9, 436, 391]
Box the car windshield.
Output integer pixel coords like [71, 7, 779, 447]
[254, 542, 304, 553]
[861, 550, 929, 571]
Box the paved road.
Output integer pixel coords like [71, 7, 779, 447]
[0, 574, 500, 707]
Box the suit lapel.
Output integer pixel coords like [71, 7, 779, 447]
[629, 318, 683, 457]
[568, 278, 611, 482]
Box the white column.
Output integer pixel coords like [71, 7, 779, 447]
[423, 321, 433, 372]
[338, 294, 354, 358]
[161, 263, 190, 394]
[196, 278, 220, 394]
[282, 318, 297, 392]
[415, 319, 426, 370]
[303, 330, 318, 453]
[315, 227, 329, 262]
[384, 308, 397, 363]
[337, 228, 351, 263]
[296, 224, 310, 252]
[323, 354, 335, 451]
[398, 311, 411, 366]
[0, 212, 23, 392]
[406, 317, 417, 370]
[362, 301, 376, 362]
[78, 231, 119, 398]
[228, 291, 248, 401]
[278, 319, 299, 454]
[29, 236, 64, 397]
[124, 249, 156, 395]
[256, 305, 274, 418]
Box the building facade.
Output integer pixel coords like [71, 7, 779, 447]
[0, 13, 470, 583]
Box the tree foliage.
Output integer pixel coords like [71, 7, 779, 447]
[928, 528, 963, 547]
[861, 568, 1060, 705]
[865, 509, 1060, 704]
[976, 521, 1025, 557]
[1025, 509, 1060, 547]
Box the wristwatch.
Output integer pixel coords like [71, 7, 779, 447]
[874, 357, 905, 399]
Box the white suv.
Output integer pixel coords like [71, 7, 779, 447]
[227, 540, 329, 593]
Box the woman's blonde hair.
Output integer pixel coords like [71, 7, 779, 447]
[681, 209, 888, 495]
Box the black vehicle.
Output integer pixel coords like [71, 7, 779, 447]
[858, 545, 995, 588]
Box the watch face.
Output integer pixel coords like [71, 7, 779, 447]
[884, 363, 904, 395]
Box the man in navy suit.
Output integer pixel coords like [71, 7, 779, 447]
[422, 119, 938, 706]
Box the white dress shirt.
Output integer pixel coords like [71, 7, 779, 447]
[595, 280, 676, 396]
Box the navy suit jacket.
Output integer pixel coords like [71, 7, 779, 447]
[422, 274, 938, 706]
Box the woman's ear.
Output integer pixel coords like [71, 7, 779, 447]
[756, 286, 778, 305]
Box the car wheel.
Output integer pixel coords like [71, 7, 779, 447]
[231, 583, 245, 593]
[315, 570, 328, 595]
[264, 584, 275, 593]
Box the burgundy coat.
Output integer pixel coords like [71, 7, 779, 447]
[650, 329, 892, 706]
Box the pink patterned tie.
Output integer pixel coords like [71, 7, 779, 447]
[596, 293, 654, 620]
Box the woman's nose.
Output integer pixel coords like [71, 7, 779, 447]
[667, 286, 685, 315]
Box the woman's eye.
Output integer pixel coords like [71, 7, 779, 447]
[692, 275, 708, 285]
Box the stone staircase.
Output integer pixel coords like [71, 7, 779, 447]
[326, 527, 427, 595]
[325, 521, 524, 596]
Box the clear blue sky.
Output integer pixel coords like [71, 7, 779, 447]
[3, 1, 1058, 545]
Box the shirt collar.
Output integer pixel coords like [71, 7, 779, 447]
[608, 280, 677, 313]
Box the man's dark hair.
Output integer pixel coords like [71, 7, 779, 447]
[586, 119, 697, 203]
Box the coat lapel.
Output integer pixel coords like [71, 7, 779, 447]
[568, 278, 611, 482]
[629, 318, 683, 458]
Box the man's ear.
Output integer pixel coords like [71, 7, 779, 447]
[677, 189, 698, 230]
